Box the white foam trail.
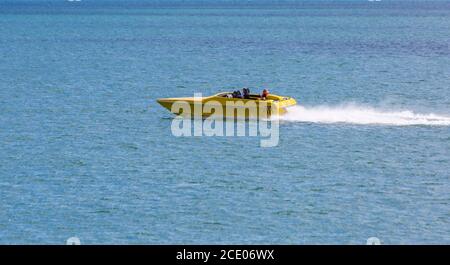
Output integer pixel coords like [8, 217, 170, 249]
[281, 104, 450, 126]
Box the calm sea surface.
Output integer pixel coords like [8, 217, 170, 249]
[1, 0, 449, 244]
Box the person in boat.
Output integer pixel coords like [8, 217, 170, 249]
[233, 90, 243, 98]
[242, 88, 250, 99]
[261, 89, 269, 99]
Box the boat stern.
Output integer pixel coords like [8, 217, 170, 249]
[270, 95, 297, 115]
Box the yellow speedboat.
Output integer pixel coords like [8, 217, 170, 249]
[157, 92, 297, 119]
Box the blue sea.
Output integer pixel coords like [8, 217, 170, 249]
[1, 0, 449, 244]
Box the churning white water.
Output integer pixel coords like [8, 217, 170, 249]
[281, 104, 450, 126]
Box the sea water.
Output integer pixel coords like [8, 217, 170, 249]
[0, 0, 449, 244]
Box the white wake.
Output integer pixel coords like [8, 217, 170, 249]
[281, 104, 450, 126]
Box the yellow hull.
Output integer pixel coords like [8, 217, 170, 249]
[157, 92, 297, 119]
